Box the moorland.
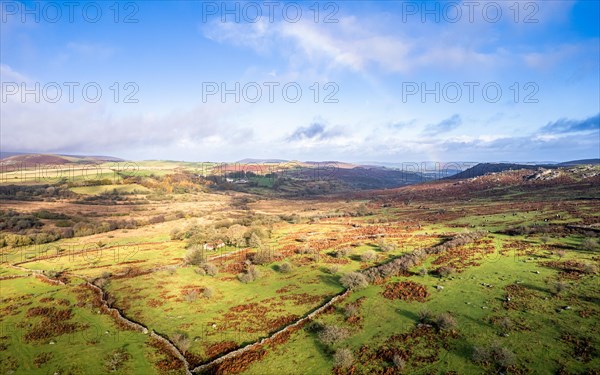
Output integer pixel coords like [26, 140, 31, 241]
[1, 154, 599, 374]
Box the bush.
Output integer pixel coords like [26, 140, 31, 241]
[170, 228, 184, 240]
[419, 268, 428, 276]
[202, 287, 213, 299]
[103, 348, 130, 372]
[184, 290, 198, 302]
[582, 238, 598, 251]
[185, 247, 204, 266]
[392, 354, 406, 370]
[340, 272, 369, 290]
[473, 343, 516, 369]
[552, 281, 569, 295]
[555, 249, 566, 259]
[194, 267, 206, 276]
[252, 250, 273, 265]
[248, 232, 262, 248]
[437, 266, 455, 278]
[360, 250, 377, 262]
[279, 262, 293, 273]
[377, 239, 397, 252]
[237, 272, 254, 283]
[328, 265, 340, 274]
[201, 263, 218, 276]
[584, 263, 598, 274]
[497, 316, 513, 333]
[171, 332, 191, 354]
[435, 312, 457, 330]
[318, 325, 349, 345]
[238, 265, 261, 283]
[344, 304, 359, 318]
[334, 247, 353, 258]
[417, 309, 434, 324]
[333, 348, 354, 369]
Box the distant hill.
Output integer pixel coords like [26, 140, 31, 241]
[236, 158, 289, 164]
[446, 163, 552, 180]
[0, 153, 124, 165]
[0, 151, 28, 159]
[558, 159, 600, 166]
[446, 159, 600, 180]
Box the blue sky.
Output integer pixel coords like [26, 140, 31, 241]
[1, 0, 599, 162]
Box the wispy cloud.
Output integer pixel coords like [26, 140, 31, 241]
[539, 113, 600, 134]
[287, 122, 343, 142]
[422, 115, 462, 136]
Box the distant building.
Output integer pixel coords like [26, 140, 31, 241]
[203, 241, 225, 251]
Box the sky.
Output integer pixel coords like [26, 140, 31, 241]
[1, 0, 599, 163]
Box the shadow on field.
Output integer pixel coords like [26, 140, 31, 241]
[318, 274, 341, 288]
[395, 308, 419, 322]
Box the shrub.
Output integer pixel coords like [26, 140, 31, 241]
[328, 265, 340, 274]
[201, 263, 218, 276]
[170, 228, 183, 240]
[94, 277, 110, 289]
[238, 266, 261, 283]
[279, 262, 293, 273]
[417, 309, 434, 324]
[171, 332, 191, 354]
[472, 346, 490, 364]
[343, 304, 359, 318]
[552, 281, 569, 295]
[473, 343, 516, 369]
[334, 247, 353, 258]
[248, 232, 262, 248]
[252, 250, 273, 265]
[237, 272, 254, 283]
[584, 263, 598, 274]
[392, 354, 406, 370]
[419, 268, 428, 276]
[582, 238, 598, 251]
[202, 287, 213, 299]
[437, 266, 455, 278]
[104, 348, 130, 372]
[184, 290, 198, 302]
[435, 312, 457, 330]
[497, 316, 513, 333]
[360, 250, 377, 262]
[340, 272, 369, 290]
[492, 344, 516, 368]
[333, 348, 354, 369]
[194, 267, 206, 276]
[318, 325, 349, 345]
[185, 247, 204, 266]
[555, 249, 566, 259]
[248, 265, 261, 279]
[377, 239, 397, 252]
